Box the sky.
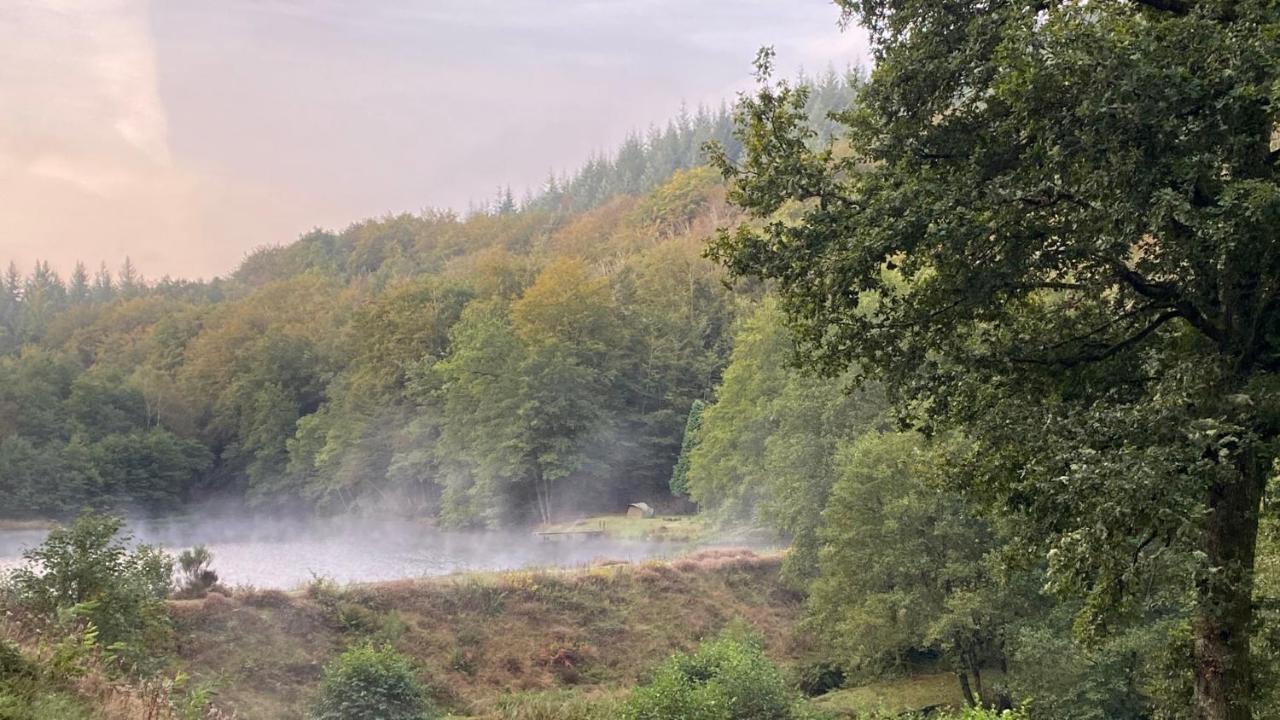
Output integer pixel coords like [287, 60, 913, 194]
[0, 0, 868, 280]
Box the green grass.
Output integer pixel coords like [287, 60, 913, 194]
[454, 688, 623, 720]
[0, 690, 94, 720]
[540, 514, 711, 542]
[808, 672, 969, 718]
[0, 638, 95, 720]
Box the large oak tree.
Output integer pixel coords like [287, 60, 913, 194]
[709, 2, 1280, 718]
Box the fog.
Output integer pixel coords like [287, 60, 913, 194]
[0, 513, 765, 589]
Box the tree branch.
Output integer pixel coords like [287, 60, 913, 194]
[1132, 530, 1160, 569]
[1012, 310, 1182, 368]
[465, 369, 505, 379]
[1104, 259, 1226, 346]
[1038, 302, 1174, 354]
[1009, 281, 1090, 292]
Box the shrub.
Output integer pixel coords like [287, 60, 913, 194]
[174, 545, 221, 599]
[792, 660, 845, 697]
[450, 647, 478, 677]
[622, 628, 800, 720]
[236, 586, 291, 609]
[310, 643, 434, 720]
[5, 511, 172, 654]
[1004, 610, 1161, 720]
[0, 638, 94, 720]
[0, 639, 31, 678]
[535, 638, 596, 685]
[306, 575, 347, 609]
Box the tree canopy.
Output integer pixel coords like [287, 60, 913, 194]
[708, 3, 1280, 719]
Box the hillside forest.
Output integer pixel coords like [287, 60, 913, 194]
[0, 72, 863, 526]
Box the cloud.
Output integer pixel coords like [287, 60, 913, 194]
[0, 0, 171, 185]
[794, 27, 872, 71]
[0, 0, 210, 276]
[0, 0, 869, 279]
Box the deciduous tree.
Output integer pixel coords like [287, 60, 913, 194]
[709, 3, 1280, 717]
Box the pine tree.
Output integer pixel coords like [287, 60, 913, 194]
[69, 261, 90, 303]
[4, 262, 21, 302]
[93, 263, 114, 302]
[118, 257, 141, 297]
[668, 399, 704, 497]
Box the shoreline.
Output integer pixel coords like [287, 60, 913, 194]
[0, 519, 55, 531]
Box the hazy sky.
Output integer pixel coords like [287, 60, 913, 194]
[0, 0, 868, 280]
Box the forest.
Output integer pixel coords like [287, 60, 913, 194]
[0, 71, 857, 526]
[2, 1, 1279, 719]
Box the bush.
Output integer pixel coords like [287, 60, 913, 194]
[174, 545, 221, 599]
[1004, 609, 1161, 720]
[0, 638, 94, 720]
[0, 639, 31, 678]
[535, 636, 596, 685]
[5, 511, 172, 654]
[792, 660, 846, 697]
[622, 628, 801, 720]
[236, 586, 291, 608]
[310, 643, 434, 720]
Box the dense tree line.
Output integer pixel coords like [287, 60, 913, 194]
[0, 66, 860, 526]
[680, 301, 1185, 717]
[688, 3, 1280, 720]
[0, 168, 744, 525]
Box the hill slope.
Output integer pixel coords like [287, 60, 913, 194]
[168, 550, 804, 719]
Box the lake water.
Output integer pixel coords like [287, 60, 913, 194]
[0, 516, 720, 589]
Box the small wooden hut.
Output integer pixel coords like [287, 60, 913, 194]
[626, 502, 656, 519]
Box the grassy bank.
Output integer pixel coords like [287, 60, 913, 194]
[810, 672, 998, 718]
[169, 548, 806, 719]
[535, 514, 712, 542]
[0, 519, 55, 532]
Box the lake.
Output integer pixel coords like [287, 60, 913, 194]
[0, 516, 722, 589]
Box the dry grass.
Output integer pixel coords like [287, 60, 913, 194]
[170, 549, 801, 719]
[72, 672, 234, 720]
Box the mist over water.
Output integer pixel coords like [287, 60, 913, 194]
[0, 515, 753, 589]
[0, 528, 47, 576]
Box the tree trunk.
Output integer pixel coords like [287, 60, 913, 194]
[994, 648, 1013, 710]
[971, 664, 984, 707]
[956, 672, 976, 708]
[1192, 450, 1265, 720]
[541, 474, 554, 524]
[533, 472, 551, 525]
